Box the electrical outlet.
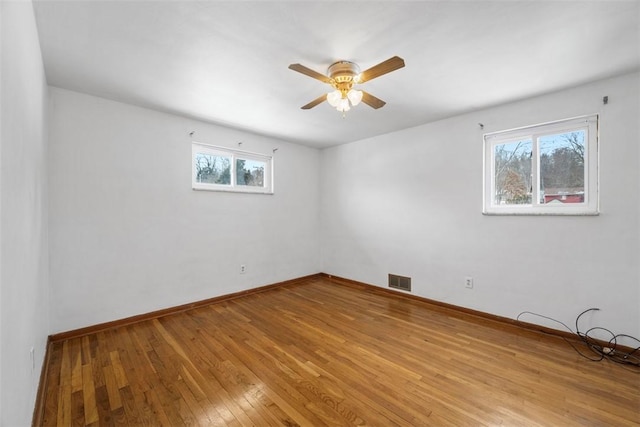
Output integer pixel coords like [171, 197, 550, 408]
[465, 276, 473, 289]
[240, 264, 246, 274]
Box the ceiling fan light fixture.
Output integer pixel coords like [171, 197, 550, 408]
[327, 90, 342, 107]
[347, 89, 363, 106]
[336, 98, 350, 112]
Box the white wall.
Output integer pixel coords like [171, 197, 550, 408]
[321, 72, 640, 340]
[1, 3, 3, 421]
[0, 1, 50, 426]
[48, 88, 321, 333]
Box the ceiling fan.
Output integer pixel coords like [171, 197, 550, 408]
[288, 56, 405, 114]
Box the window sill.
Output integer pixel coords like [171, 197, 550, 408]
[482, 210, 599, 216]
[192, 186, 274, 195]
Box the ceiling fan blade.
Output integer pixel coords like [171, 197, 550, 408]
[358, 56, 405, 83]
[289, 63, 333, 84]
[361, 91, 386, 109]
[301, 94, 327, 110]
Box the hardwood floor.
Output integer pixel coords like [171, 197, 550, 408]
[40, 276, 639, 426]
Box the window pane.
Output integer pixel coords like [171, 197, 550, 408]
[494, 139, 532, 205]
[236, 158, 265, 187]
[195, 153, 231, 185]
[539, 131, 585, 204]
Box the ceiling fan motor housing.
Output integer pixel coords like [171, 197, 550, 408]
[328, 61, 361, 95]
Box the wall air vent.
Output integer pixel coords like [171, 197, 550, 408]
[388, 274, 411, 292]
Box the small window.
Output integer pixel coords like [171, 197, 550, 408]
[483, 115, 598, 215]
[192, 143, 273, 194]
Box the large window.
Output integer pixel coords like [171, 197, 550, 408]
[483, 115, 598, 215]
[192, 143, 273, 194]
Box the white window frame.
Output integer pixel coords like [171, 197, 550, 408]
[192, 142, 273, 194]
[483, 114, 599, 215]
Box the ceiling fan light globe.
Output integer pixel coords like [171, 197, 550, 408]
[336, 98, 350, 112]
[347, 89, 363, 106]
[327, 90, 341, 107]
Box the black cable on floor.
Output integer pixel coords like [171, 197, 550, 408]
[517, 308, 640, 368]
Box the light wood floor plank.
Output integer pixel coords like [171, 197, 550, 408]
[40, 277, 640, 426]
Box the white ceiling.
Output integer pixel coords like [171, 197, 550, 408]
[33, 1, 640, 149]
